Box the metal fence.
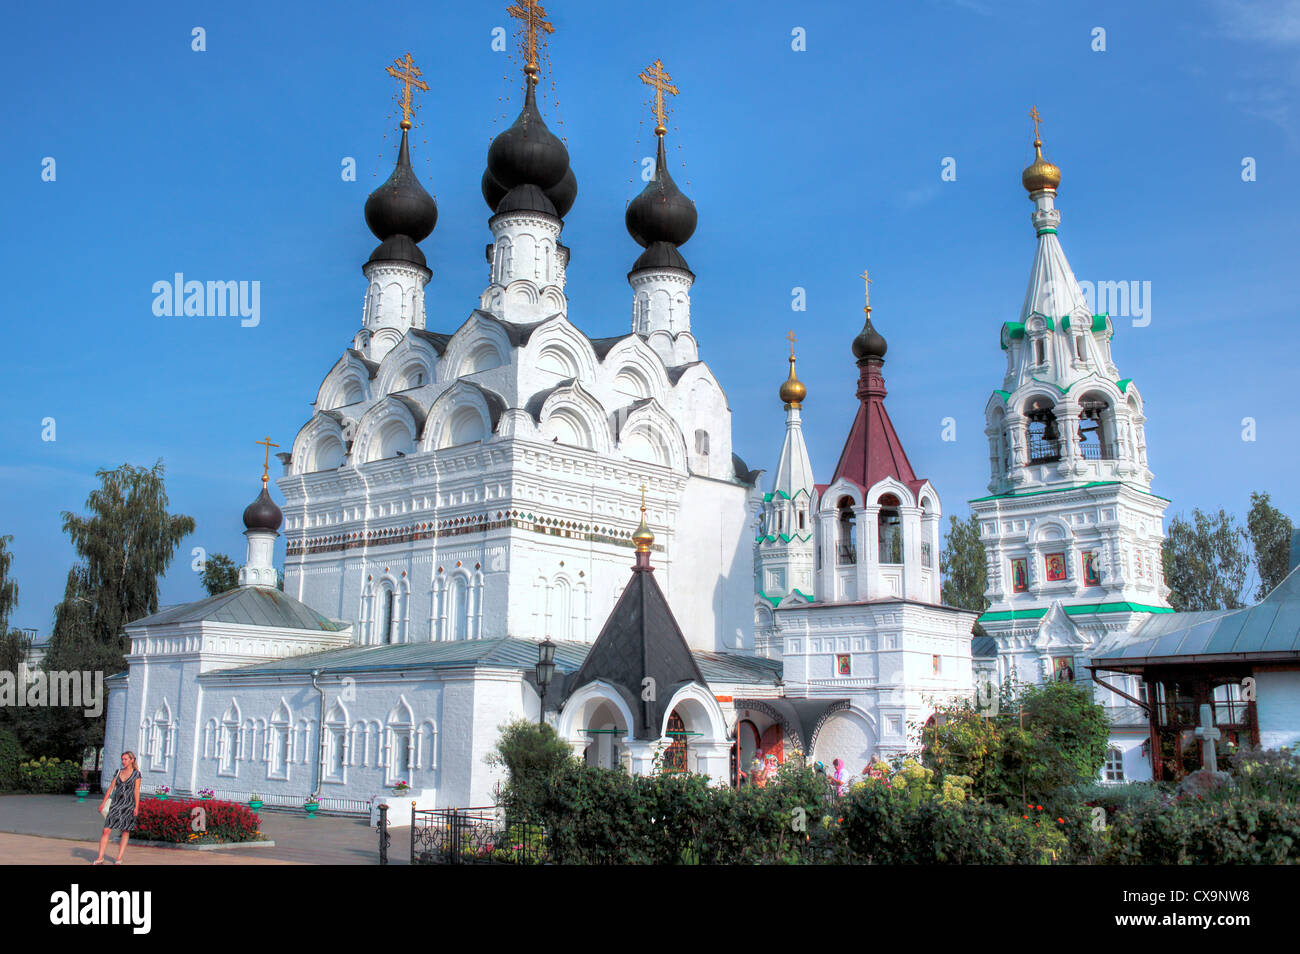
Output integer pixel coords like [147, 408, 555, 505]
[408, 806, 548, 865]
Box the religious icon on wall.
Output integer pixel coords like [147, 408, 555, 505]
[1052, 655, 1075, 682]
[932, 654, 941, 675]
[1082, 551, 1101, 586]
[836, 653, 851, 676]
[1044, 552, 1067, 581]
[1011, 557, 1029, 592]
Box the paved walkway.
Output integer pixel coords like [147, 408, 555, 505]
[0, 795, 403, 865]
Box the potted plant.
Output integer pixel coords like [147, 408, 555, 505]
[249, 792, 263, 810]
[304, 795, 320, 817]
[74, 781, 90, 802]
[198, 787, 215, 800]
[154, 785, 171, 800]
[392, 779, 410, 795]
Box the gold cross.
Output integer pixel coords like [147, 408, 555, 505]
[386, 53, 429, 131]
[639, 59, 679, 136]
[1029, 104, 1043, 144]
[507, 0, 555, 81]
[860, 268, 872, 313]
[256, 436, 280, 486]
[638, 483, 647, 513]
[786, 329, 797, 356]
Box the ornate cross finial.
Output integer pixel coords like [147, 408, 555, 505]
[386, 53, 429, 131]
[860, 268, 873, 314]
[256, 436, 280, 487]
[638, 482, 647, 513]
[638, 58, 679, 137]
[786, 329, 797, 356]
[1029, 104, 1043, 145]
[507, 0, 555, 83]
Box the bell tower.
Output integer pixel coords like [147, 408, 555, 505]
[972, 109, 1171, 691]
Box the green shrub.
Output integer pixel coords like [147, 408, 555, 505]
[0, 728, 25, 791]
[1103, 794, 1300, 864]
[17, 756, 81, 793]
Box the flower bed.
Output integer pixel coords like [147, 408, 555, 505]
[134, 797, 265, 844]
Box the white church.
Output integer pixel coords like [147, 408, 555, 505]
[101, 13, 1213, 814]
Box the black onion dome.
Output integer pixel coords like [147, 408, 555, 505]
[365, 129, 437, 245]
[481, 168, 508, 213]
[545, 167, 577, 218]
[242, 486, 283, 532]
[852, 314, 888, 360]
[486, 84, 570, 194]
[625, 136, 697, 250]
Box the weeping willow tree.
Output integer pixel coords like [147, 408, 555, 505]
[35, 462, 195, 763]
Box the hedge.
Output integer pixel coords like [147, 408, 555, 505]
[17, 756, 80, 793]
[0, 729, 24, 791]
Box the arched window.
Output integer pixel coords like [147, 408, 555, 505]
[380, 588, 395, 644]
[664, 711, 688, 774]
[878, 493, 903, 564]
[837, 497, 857, 565]
[1078, 393, 1113, 460]
[1025, 398, 1061, 464]
[1033, 337, 1046, 366]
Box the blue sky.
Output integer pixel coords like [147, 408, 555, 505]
[2, 0, 1298, 633]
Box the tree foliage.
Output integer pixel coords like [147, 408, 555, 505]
[920, 679, 1109, 805]
[941, 512, 988, 614]
[1247, 491, 1294, 600]
[201, 553, 240, 597]
[1161, 507, 1248, 612]
[486, 718, 578, 819]
[0, 535, 28, 676]
[27, 462, 194, 762]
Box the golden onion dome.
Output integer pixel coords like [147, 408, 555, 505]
[633, 507, 655, 552]
[1022, 138, 1061, 193]
[779, 354, 807, 407]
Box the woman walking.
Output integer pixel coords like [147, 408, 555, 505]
[93, 752, 141, 864]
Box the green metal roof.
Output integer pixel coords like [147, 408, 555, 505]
[1092, 567, 1300, 665]
[969, 481, 1172, 504]
[203, 635, 782, 687]
[978, 602, 1173, 623]
[128, 586, 347, 632]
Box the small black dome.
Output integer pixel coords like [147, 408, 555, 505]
[486, 84, 570, 194]
[243, 486, 282, 532]
[852, 314, 888, 360]
[630, 241, 693, 275]
[367, 234, 426, 268]
[545, 167, 577, 218]
[365, 129, 437, 245]
[626, 136, 697, 250]
[495, 183, 558, 217]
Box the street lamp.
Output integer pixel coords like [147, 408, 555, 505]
[535, 637, 556, 726]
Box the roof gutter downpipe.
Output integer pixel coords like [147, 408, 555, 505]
[311, 669, 325, 803]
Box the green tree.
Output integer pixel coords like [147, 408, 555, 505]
[1247, 492, 1294, 600]
[36, 462, 194, 763]
[486, 719, 577, 820]
[0, 536, 28, 676]
[941, 512, 989, 637]
[1161, 508, 1248, 612]
[921, 680, 1109, 805]
[201, 553, 239, 597]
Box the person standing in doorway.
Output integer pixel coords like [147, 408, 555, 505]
[93, 752, 141, 864]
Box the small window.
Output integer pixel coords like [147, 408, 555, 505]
[1034, 338, 1045, 365]
[837, 497, 857, 565]
[1076, 336, 1086, 361]
[878, 494, 903, 564]
[381, 589, 395, 644]
[1104, 746, 1125, 782]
